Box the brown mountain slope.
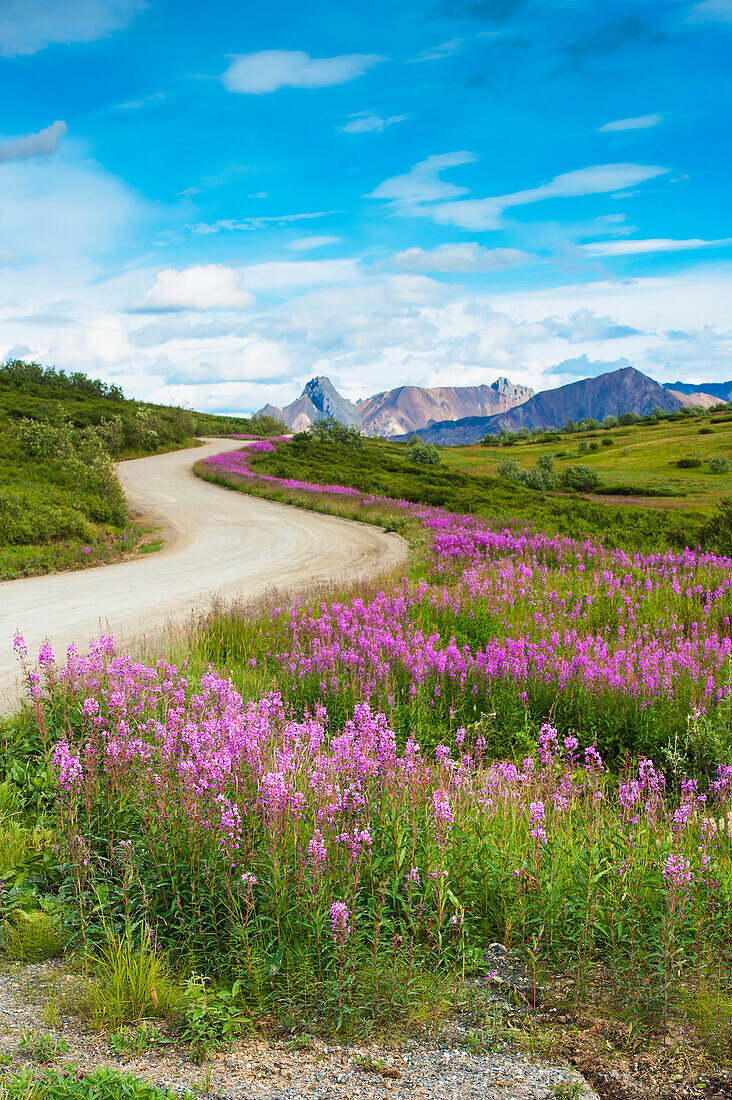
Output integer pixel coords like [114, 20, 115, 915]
[399, 367, 685, 444]
[357, 378, 533, 438]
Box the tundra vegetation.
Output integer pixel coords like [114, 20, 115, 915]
[2, 388, 732, 1094]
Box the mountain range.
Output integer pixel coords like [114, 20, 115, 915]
[259, 376, 533, 437]
[258, 368, 727, 445]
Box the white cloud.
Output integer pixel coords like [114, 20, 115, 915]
[370, 157, 669, 229]
[540, 309, 639, 342]
[411, 38, 465, 62]
[686, 0, 732, 23]
[392, 243, 534, 272]
[0, 0, 146, 57]
[133, 266, 256, 312]
[0, 141, 145, 263]
[598, 113, 663, 132]
[432, 164, 670, 230]
[238, 259, 360, 294]
[0, 120, 67, 163]
[222, 50, 384, 94]
[188, 211, 334, 235]
[584, 237, 732, 257]
[285, 236, 342, 251]
[339, 111, 409, 134]
[367, 151, 476, 207]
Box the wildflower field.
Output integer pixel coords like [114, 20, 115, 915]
[7, 434, 732, 1068]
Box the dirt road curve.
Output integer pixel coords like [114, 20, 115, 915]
[0, 438, 408, 712]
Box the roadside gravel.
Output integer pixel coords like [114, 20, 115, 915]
[0, 960, 598, 1100]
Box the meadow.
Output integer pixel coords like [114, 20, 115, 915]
[443, 407, 732, 513]
[1, 423, 731, 1099]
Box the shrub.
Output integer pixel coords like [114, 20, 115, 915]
[559, 464, 601, 492]
[601, 437, 614, 446]
[407, 442, 441, 467]
[699, 428, 714, 435]
[496, 458, 524, 483]
[708, 455, 730, 474]
[602, 415, 618, 429]
[589, 441, 599, 451]
[677, 457, 702, 468]
[305, 418, 365, 450]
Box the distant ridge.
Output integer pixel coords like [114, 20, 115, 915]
[663, 380, 732, 403]
[257, 375, 533, 436]
[395, 367, 687, 444]
[356, 378, 533, 438]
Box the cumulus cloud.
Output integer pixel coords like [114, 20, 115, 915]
[132, 265, 256, 313]
[0, 120, 67, 163]
[370, 157, 669, 229]
[0, 0, 146, 57]
[584, 237, 732, 256]
[222, 50, 384, 94]
[598, 113, 663, 132]
[339, 111, 409, 134]
[540, 309, 640, 342]
[285, 236, 342, 251]
[392, 242, 534, 271]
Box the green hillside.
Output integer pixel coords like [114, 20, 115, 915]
[441, 405, 732, 512]
[0, 359, 283, 580]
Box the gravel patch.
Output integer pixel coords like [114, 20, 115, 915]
[0, 959, 598, 1100]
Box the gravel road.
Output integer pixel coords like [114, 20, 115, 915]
[0, 438, 408, 712]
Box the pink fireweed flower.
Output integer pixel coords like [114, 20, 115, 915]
[529, 800, 547, 844]
[51, 741, 83, 792]
[330, 901, 351, 942]
[431, 788, 454, 843]
[662, 853, 693, 889]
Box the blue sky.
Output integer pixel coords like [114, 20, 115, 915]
[0, 0, 730, 412]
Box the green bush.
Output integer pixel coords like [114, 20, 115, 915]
[559, 464, 601, 492]
[677, 457, 702, 468]
[708, 455, 730, 474]
[601, 437, 614, 446]
[303, 418, 365, 450]
[407, 441, 441, 467]
[699, 428, 714, 435]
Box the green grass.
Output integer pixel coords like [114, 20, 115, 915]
[216, 433, 711, 551]
[0, 360, 284, 580]
[443, 411, 732, 512]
